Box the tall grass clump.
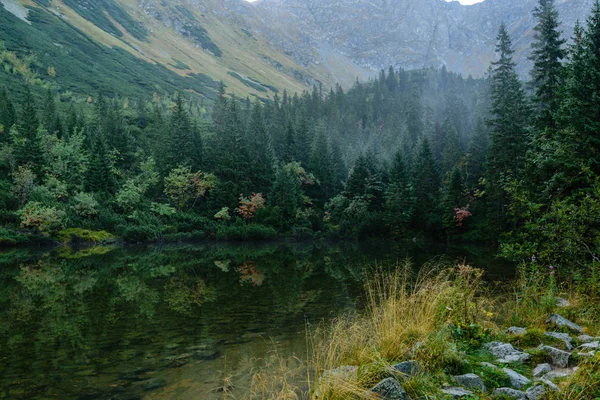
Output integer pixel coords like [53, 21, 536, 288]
[308, 261, 496, 399]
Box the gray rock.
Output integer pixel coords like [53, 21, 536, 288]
[545, 332, 574, 350]
[322, 366, 358, 381]
[578, 334, 597, 343]
[507, 327, 527, 335]
[532, 363, 552, 377]
[577, 351, 596, 358]
[555, 297, 571, 308]
[441, 387, 474, 399]
[494, 387, 527, 399]
[539, 378, 560, 391]
[546, 314, 584, 334]
[525, 385, 546, 400]
[143, 378, 166, 391]
[540, 345, 571, 368]
[479, 361, 498, 369]
[503, 368, 531, 389]
[453, 373, 486, 392]
[542, 367, 577, 381]
[498, 353, 532, 364]
[486, 342, 530, 363]
[370, 378, 407, 400]
[578, 341, 599, 350]
[392, 360, 420, 378]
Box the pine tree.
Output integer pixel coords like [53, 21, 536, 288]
[85, 134, 114, 193]
[308, 126, 334, 204]
[247, 100, 275, 194]
[412, 137, 440, 232]
[529, 0, 566, 129]
[270, 164, 303, 227]
[330, 138, 347, 193]
[385, 148, 415, 236]
[442, 167, 470, 233]
[489, 23, 530, 179]
[0, 87, 17, 141]
[406, 86, 424, 143]
[442, 124, 463, 174]
[466, 118, 489, 188]
[13, 88, 44, 173]
[42, 89, 63, 138]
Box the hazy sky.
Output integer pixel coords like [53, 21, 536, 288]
[244, 0, 486, 3]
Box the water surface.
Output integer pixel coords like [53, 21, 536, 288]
[0, 241, 511, 399]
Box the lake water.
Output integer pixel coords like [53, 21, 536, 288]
[0, 241, 512, 399]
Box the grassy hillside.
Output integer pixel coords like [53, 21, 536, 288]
[0, 0, 350, 105]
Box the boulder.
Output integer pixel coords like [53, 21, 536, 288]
[485, 342, 531, 363]
[542, 367, 577, 381]
[578, 341, 599, 350]
[540, 345, 570, 368]
[441, 387, 474, 399]
[494, 387, 527, 399]
[539, 378, 560, 392]
[370, 378, 407, 400]
[546, 314, 583, 334]
[525, 385, 546, 400]
[503, 368, 531, 389]
[578, 334, 597, 343]
[507, 327, 527, 335]
[453, 373, 486, 392]
[392, 360, 421, 378]
[545, 332, 573, 350]
[532, 363, 552, 377]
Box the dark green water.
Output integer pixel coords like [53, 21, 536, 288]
[0, 241, 512, 399]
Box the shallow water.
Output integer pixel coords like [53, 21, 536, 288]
[0, 241, 512, 399]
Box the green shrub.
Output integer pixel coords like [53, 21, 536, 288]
[216, 222, 277, 241]
[56, 228, 113, 244]
[0, 227, 29, 245]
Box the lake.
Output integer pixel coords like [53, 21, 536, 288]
[0, 241, 512, 399]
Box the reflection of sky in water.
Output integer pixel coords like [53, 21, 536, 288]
[0, 242, 509, 399]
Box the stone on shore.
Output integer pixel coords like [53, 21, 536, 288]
[453, 373, 486, 392]
[485, 342, 531, 363]
[545, 332, 573, 350]
[503, 368, 531, 389]
[540, 345, 570, 368]
[441, 387, 474, 399]
[494, 387, 527, 399]
[370, 377, 408, 400]
[392, 360, 421, 378]
[525, 385, 546, 400]
[546, 314, 583, 334]
[532, 363, 552, 377]
[507, 327, 527, 335]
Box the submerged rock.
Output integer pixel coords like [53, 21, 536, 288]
[392, 360, 421, 378]
[546, 314, 583, 334]
[453, 373, 485, 392]
[532, 363, 552, 377]
[143, 378, 166, 391]
[370, 377, 407, 400]
[441, 387, 474, 399]
[540, 345, 570, 368]
[494, 387, 526, 399]
[503, 368, 531, 389]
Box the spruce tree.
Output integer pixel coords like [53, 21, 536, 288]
[13, 88, 44, 173]
[529, 0, 565, 129]
[247, 100, 275, 194]
[489, 23, 530, 179]
[412, 137, 440, 232]
[385, 148, 415, 236]
[85, 134, 114, 193]
[308, 127, 334, 204]
[0, 88, 16, 140]
[42, 89, 63, 138]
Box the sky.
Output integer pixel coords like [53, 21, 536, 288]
[244, 0, 486, 3]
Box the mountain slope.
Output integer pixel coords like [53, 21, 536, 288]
[252, 0, 594, 77]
